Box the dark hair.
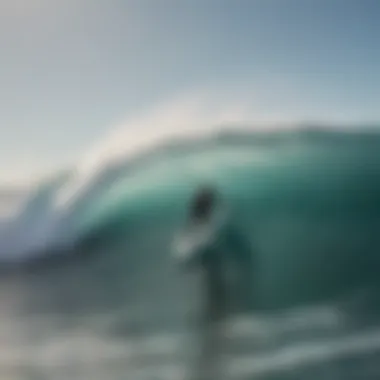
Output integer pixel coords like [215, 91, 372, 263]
[190, 186, 217, 220]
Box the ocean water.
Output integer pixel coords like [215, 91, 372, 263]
[1, 127, 380, 379]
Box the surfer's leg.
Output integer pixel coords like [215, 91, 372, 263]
[194, 267, 228, 380]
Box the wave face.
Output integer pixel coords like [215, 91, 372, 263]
[2, 127, 380, 379]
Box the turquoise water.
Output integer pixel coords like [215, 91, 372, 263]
[1, 128, 380, 379]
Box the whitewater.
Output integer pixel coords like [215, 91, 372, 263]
[1, 123, 380, 379]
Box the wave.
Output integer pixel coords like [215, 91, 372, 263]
[1, 126, 380, 311]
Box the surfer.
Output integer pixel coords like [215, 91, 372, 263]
[188, 186, 228, 322]
[174, 186, 254, 379]
[187, 186, 227, 380]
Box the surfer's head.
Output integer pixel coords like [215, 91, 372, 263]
[190, 186, 217, 221]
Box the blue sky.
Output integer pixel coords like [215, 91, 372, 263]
[1, 0, 380, 183]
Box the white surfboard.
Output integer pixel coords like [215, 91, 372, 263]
[172, 207, 227, 267]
